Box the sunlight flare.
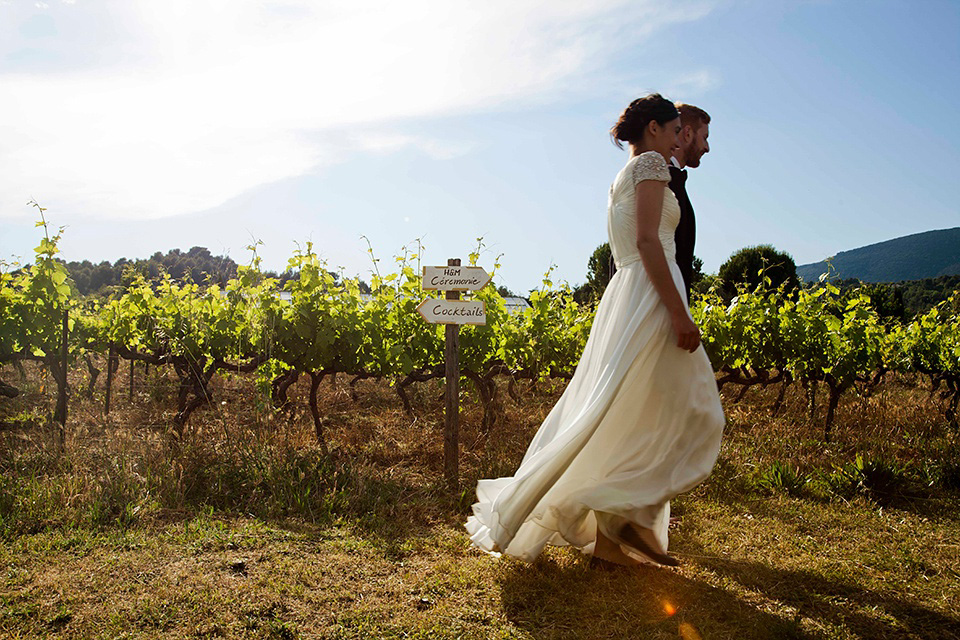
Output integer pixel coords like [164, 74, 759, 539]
[679, 622, 702, 640]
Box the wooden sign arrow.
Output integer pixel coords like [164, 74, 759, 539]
[422, 265, 491, 291]
[417, 299, 487, 325]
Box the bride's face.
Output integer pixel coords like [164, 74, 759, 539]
[650, 117, 681, 162]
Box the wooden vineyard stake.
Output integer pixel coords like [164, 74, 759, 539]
[444, 260, 460, 488]
[105, 345, 116, 415]
[54, 309, 68, 446]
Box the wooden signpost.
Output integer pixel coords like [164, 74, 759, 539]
[415, 299, 486, 325]
[421, 266, 492, 292]
[418, 259, 489, 488]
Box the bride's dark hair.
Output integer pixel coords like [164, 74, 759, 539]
[610, 93, 680, 149]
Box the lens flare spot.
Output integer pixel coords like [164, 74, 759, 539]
[679, 622, 702, 640]
[663, 601, 677, 616]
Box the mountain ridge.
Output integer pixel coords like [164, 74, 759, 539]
[796, 227, 960, 283]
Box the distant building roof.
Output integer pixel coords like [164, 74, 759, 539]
[503, 297, 531, 314]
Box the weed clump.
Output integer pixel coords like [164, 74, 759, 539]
[751, 461, 810, 497]
[826, 454, 909, 502]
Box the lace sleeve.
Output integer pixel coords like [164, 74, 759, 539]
[631, 151, 671, 185]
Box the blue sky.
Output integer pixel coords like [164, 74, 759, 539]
[2, 0, 958, 293]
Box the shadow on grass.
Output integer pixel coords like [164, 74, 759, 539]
[497, 555, 819, 640]
[253, 462, 466, 562]
[693, 553, 960, 640]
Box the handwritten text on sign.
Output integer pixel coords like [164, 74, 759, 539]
[422, 266, 491, 291]
[417, 299, 487, 325]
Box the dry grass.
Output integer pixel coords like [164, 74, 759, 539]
[1, 360, 959, 639]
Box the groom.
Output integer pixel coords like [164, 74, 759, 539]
[670, 102, 710, 301]
[607, 101, 711, 301]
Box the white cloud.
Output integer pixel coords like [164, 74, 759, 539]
[0, 0, 716, 221]
[663, 69, 721, 99]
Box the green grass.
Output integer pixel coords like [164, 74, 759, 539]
[0, 365, 959, 638]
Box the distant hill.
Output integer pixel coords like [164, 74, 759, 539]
[796, 227, 960, 283]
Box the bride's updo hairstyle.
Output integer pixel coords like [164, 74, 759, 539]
[610, 93, 680, 149]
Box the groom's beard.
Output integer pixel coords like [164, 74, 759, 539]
[684, 144, 705, 168]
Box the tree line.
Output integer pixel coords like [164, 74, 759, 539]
[576, 242, 960, 319]
[57, 246, 372, 297]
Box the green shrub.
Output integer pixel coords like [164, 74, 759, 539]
[752, 461, 809, 497]
[827, 454, 908, 501]
[938, 457, 960, 491]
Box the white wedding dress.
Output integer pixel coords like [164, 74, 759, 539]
[465, 151, 725, 562]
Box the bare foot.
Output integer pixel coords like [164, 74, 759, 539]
[592, 528, 642, 567]
[619, 523, 679, 567]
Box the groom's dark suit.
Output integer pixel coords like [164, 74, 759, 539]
[669, 164, 696, 302]
[606, 164, 697, 301]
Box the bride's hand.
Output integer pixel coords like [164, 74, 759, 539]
[671, 311, 701, 353]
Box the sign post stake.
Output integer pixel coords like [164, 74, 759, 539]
[418, 258, 488, 490]
[444, 258, 461, 488]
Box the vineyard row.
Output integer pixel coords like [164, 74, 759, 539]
[2, 221, 958, 445]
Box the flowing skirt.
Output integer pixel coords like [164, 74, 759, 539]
[465, 260, 724, 561]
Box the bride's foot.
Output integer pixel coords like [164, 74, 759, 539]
[588, 555, 634, 571]
[591, 528, 642, 568]
[619, 523, 680, 567]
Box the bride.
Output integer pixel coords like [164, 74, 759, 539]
[465, 94, 725, 567]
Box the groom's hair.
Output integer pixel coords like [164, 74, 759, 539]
[675, 103, 711, 132]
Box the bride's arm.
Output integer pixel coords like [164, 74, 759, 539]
[634, 181, 701, 353]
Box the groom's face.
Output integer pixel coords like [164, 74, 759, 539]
[683, 123, 710, 168]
